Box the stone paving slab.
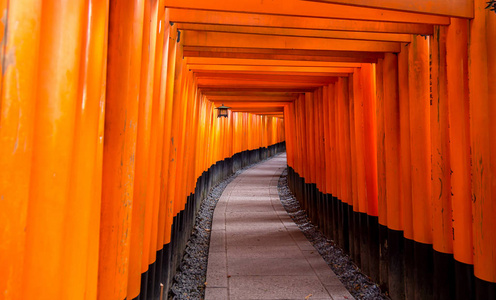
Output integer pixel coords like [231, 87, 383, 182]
[206, 154, 354, 300]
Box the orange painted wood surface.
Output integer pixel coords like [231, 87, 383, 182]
[3, 1, 496, 299]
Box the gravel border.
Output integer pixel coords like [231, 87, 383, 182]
[277, 168, 390, 300]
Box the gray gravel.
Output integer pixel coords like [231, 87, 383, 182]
[277, 168, 390, 300]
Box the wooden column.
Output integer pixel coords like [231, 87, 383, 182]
[0, 1, 41, 298]
[22, 1, 88, 299]
[408, 34, 433, 300]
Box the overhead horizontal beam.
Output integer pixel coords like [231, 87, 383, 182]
[196, 79, 326, 88]
[230, 107, 284, 112]
[303, 0, 473, 18]
[206, 95, 297, 102]
[251, 113, 284, 117]
[195, 70, 346, 77]
[213, 102, 289, 107]
[183, 31, 401, 53]
[177, 23, 412, 43]
[184, 47, 382, 63]
[187, 57, 362, 68]
[200, 87, 316, 93]
[189, 64, 354, 74]
[165, 0, 449, 24]
[251, 113, 284, 116]
[201, 91, 301, 97]
[169, 9, 434, 35]
[196, 74, 341, 84]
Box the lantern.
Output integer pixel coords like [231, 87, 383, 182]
[216, 104, 230, 118]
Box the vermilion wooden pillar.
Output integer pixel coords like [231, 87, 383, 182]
[161, 25, 178, 247]
[68, 0, 109, 298]
[398, 42, 413, 300]
[375, 57, 389, 288]
[0, 1, 41, 299]
[430, 25, 453, 258]
[145, 5, 170, 286]
[469, 3, 496, 297]
[127, 0, 159, 297]
[375, 58, 387, 230]
[348, 77, 360, 263]
[340, 77, 352, 253]
[408, 34, 433, 300]
[430, 24, 455, 300]
[98, 0, 145, 298]
[22, 1, 88, 299]
[383, 52, 404, 299]
[447, 17, 473, 292]
[362, 63, 380, 282]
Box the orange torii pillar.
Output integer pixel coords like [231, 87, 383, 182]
[295, 94, 308, 210]
[142, 9, 174, 299]
[469, 3, 496, 298]
[361, 64, 379, 281]
[314, 88, 326, 231]
[383, 52, 404, 299]
[329, 82, 341, 247]
[127, 0, 160, 298]
[430, 25, 455, 299]
[337, 77, 353, 254]
[158, 24, 178, 296]
[335, 80, 346, 249]
[398, 42, 415, 299]
[347, 78, 361, 264]
[0, 1, 41, 298]
[18, 1, 107, 300]
[98, 1, 145, 299]
[375, 57, 388, 287]
[446, 18, 476, 298]
[350, 65, 380, 277]
[352, 67, 369, 273]
[322, 85, 332, 239]
[408, 34, 433, 300]
[304, 92, 317, 223]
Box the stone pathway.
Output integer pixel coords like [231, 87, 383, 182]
[205, 154, 354, 300]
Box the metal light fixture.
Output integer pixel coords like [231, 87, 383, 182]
[216, 104, 230, 118]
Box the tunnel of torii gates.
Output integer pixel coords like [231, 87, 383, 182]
[1, 0, 496, 300]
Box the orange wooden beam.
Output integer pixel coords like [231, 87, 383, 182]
[201, 90, 300, 97]
[230, 108, 284, 112]
[302, 0, 473, 18]
[183, 46, 384, 63]
[169, 8, 434, 35]
[193, 70, 349, 77]
[188, 64, 355, 74]
[187, 57, 362, 68]
[177, 23, 412, 43]
[200, 87, 315, 93]
[194, 73, 345, 83]
[205, 95, 297, 102]
[213, 102, 289, 107]
[196, 79, 325, 89]
[165, 0, 449, 24]
[183, 31, 401, 53]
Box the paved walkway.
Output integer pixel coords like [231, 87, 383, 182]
[205, 154, 354, 300]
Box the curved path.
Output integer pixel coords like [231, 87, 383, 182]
[205, 154, 354, 300]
